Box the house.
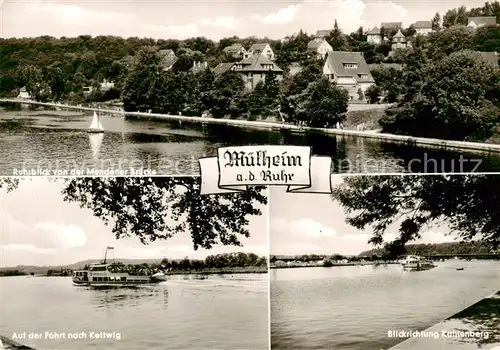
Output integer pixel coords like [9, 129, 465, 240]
[157, 50, 178, 71]
[366, 27, 382, 44]
[323, 51, 375, 100]
[17, 86, 31, 99]
[391, 29, 408, 50]
[232, 53, 283, 91]
[306, 37, 333, 59]
[381, 22, 403, 31]
[467, 16, 497, 28]
[191, 61, 209, 74]
[222, 44, 246, 58]
[315, 29, 331, 38]
[247, 43, 275, 60]
[412, 20, 433, 35]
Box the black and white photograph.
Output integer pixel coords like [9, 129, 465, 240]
[0, 177, 269, 350]
[1, 1, 500, 175]
[270, 175, 500, 350]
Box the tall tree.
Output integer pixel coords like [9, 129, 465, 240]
[431, 12, 441, 31]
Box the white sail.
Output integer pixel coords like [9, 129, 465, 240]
[88, 111, 104, 131]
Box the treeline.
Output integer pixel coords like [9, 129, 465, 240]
[160, 252, 267, 270]
[359, 241, 496, 257]
[0, 269, 26, 276]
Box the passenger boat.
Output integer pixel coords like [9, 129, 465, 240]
[401, 255, 436, 271]
[72, 247, 167, 288]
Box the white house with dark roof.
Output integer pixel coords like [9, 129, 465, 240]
[366, 27, 382, 44]
[157, 49, 178, 71]
[467, 16, 497, 28]
[412, 21, 433, 35]
[232, 53, 283, 90]
[222, 44, 247, 58]
[158, 49, 176, 58]
[323, 51, 375, 100]
[391, 29, 408, 50]
[307, 37, 333, 59]
[248, 43, 275, 60]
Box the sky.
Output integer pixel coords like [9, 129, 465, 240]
[0, 177, 268, 267]
[0, 0, 489, 40]
[270, 175, 456, 256]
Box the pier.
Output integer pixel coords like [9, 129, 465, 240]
[3, 98, 500, 155]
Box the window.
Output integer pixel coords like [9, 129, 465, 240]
[343, 63, 358, 68]
[359, 74, 368, 80]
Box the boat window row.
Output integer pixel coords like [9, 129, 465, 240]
[92, 276, 127, 282]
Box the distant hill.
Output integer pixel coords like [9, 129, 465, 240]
[358, 241, 494, 257]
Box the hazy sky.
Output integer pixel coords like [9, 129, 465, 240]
[270, 175, 456, 256]
[0, 0, 488, 40]
[0, 177, 268, 267]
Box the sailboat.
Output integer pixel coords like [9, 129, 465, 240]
[87, 111, 104, 133]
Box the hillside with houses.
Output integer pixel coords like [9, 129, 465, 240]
[0, 1, 499, 141]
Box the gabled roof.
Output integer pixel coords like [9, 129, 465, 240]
[249, 43, 270, 52]
[367, 27, 381, 35]
[468, 17, 497, 26]
[235, 53, 283, 72]
[158, 49, 175, 56]
[223, 44, 245, 54]
[325, 51, 375, 83]
[316, 30, 331, 37]
[479, 51, 499, 67]
[213, 62, 235, 75]
[381, 22, 403, 29]
[159, 56, 178, 68]
[392, 29, 405, 39]
[307, 38, 330, 51]
[412, 21, 432, 29]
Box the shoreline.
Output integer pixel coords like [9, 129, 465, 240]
[2, 98, 500, 155]
[0, 334, 36, 349]
[389, 290, 500, 349]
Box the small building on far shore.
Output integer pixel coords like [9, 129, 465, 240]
[17, 86, 31, 99]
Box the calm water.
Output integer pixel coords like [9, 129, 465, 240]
[0, 274, 268, 350]
[2, 108, 500, 175]
[270, 261, 500, 350]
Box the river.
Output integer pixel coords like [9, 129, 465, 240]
[0, 273, 268, 350]
[270, 260, 500, 350]
[1, 108, 500, 175]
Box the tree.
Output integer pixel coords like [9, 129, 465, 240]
[431, 12, 441, 31]
[211, 71, 247, 118]
[357, 88, 364, 100]
[1, 178, 266, 249]
[384, 50, 500, 141]
[19, 65, 49, 101]
[331, 175, 500, 253]
[286, 77, 349, 128]
[365, 85, 381, 104]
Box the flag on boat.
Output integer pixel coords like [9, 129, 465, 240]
[107, 246, 114, 250]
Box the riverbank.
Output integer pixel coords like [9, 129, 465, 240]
[165, 266, 267, 275]
[0, 334, 35, 349]
[270, 261, 398, 268]
[389, 290, 500, 350]
[3, 98, 500, 155]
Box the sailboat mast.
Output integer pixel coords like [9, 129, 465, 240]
[104, 247, 108, 264]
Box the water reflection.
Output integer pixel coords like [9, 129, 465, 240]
[91, 286, 168, 309]
[88, 133, 103, 159]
